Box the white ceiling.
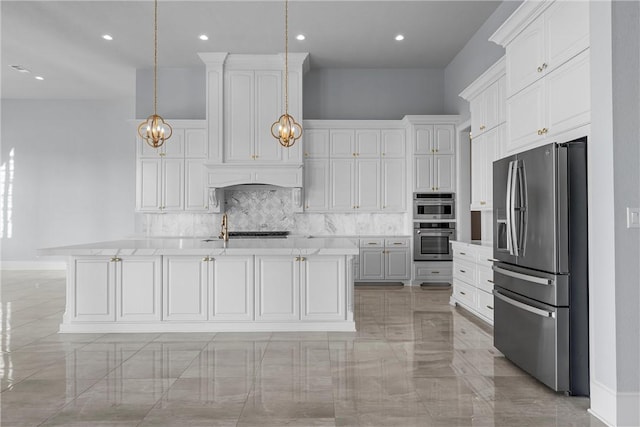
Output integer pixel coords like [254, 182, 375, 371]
[2, 0, 501, 100]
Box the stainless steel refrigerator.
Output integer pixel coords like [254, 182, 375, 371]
[492, 137, 589, 396]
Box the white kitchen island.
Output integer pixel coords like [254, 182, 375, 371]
[39, 237, 359, 333]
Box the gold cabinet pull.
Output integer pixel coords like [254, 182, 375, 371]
[393, 242, 403, 245]
[110, 257, 121, 262]
[432, 271, 440, 274]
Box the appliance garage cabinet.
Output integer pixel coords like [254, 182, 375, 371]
[490, 0, 590, 154]
[450, 241, 495, 324]
[44, 238, 358, 332]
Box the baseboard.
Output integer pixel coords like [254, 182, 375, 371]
[1, 261, 66, 270]
[589, 380, 640, 426]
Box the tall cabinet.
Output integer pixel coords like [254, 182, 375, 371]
[459, 57, 507, 211]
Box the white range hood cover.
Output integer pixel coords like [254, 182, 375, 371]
[204, 163, 302, 188]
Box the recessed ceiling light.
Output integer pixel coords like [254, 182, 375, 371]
[199, 34, 209, 41]
[35, 76, 44, 81]
[395, 34, 405, 41]
[296, 34, 306, 41]
[9, 65, 31, 73]
[102, 34, 113, 41]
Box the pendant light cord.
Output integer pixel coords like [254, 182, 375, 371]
[284, 0, 289, 116]
[154, 0, 158, 116]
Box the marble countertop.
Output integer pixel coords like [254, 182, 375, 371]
[451, 239, 493, 248]
[38, 237, 360, 257]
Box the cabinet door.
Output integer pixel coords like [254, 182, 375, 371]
[413, 125, 434, 154]
[483, 81, 501, 132]
[360, 248, 385, 280]
[283, 68, 303, 163]
[137, 159, 161, 211]
[303, 129, 330, 158]
[185, 128, 208, 158]
[255, 256, 299, 321]
[70, 257, 115, 322]
[433, 125, 455, 155]
[355, 129, 381, 158]
[545, 0, 589, 75]
[116, 257, 161, 321]
[185, 160, 207, 211]
[161, 128, 185, 158]
[470, 134, 486, 210]
[546, 50, 590, 140]
[304, 159, 330, 211]
[506, 17, 545, 96]
[382, 158, 405, 211]
[355, 159, 380, 211]
[211, 256, 254, 321]
[162, 158, 184, 211]
[225, 71, 254, 162]
[254, 71, 283, 162]
[482, 127, 498, 210]
[381, 129, 405, 158]
[330, 159, 355, 210]
[470, 94, 485, 138]
[163, 257, 208, 321]
[433, 155, 455, 193]
[506, 80, 545, 154]
[301, 256, 345, 321]
[330, 129, 355, 158]
[414, 155, 434, 192]
[385, 249, 410, 281]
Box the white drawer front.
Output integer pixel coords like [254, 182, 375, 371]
[453, 259, 474, 285]
[476, 266, 494, 293]
[452, 245, 476, 264]
[360, 238, 384, 247]
[477, 289, 494, 322]
[476, 247, 494, 269]
[385, 238, 409, 248]
[453, 280, 477, 308]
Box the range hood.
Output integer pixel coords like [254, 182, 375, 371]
[204, 163, 303, 213]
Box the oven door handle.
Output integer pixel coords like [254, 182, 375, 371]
[492, 265, 552, 286]
[493, 289, 556, 318]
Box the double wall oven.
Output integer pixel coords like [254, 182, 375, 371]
[413, 193, 455, 261]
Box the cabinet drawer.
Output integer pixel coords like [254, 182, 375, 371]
[385, 238, 409, 248]
[477, 266, 494, 293]
[360, 238, 384, 247]
[414, 262, 452, 281]
[452, 246, 475, 264]
[453, 260, 474, 285]
[476, 247, 494, 269]
[453, 280, 477, 308]
[477, 289, 494, 322]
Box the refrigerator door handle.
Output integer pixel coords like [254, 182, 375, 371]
[493, 289, 556, 318]
[516, 161, 528, 254]
[509, 161, 519, 256]
[506, 161, 514, 255]
[493, 265, 553, 286]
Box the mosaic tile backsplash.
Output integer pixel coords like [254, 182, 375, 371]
[140, 188, 409, 236]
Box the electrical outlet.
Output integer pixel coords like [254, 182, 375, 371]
[627, 207, 640, 228]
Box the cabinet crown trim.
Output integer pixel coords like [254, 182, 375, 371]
[459, 56, 506, 101]
[402, 115, 461, 126]
[303, 119, 405, 129]
[198, 52, 229, 66]
[489, 0, 553, 47]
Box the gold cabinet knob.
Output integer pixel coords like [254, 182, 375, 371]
[542, 128, 548, 134]
[480, 201, 486, 205]
[537, 129, 543, 135]
[305, 205, 309, 209]
[202, 256, 210, 262]
[480, 125, 486, 130]
[382, 153, 386, 156]
[159, 152, 166, 157]
[110, 257, 121, 262]
[295, 256, 300, 261]
[301, 257, 306, 261]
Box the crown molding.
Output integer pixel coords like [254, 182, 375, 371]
[459, 56, 505, 101]
[489, 0, 554, 47]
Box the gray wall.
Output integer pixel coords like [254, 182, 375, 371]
[136, 67, 206, 120]
[443, 1, 522, 119]
[303, 68, 444, 120]
[1, 99, 136, 262]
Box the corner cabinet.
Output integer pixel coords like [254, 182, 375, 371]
[200, 53, 308, 165]
[490, 0, 590, 155]
[136, 121, 208, 213]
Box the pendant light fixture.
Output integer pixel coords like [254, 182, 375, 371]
[271, 0, 302, 148]
[138, 0, 172, 149]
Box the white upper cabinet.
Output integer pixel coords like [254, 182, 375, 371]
[460, 57, 506, 139]
[200, 53, 308, 165]
[355, 159, 381, 211]
[498, 0, 589, 97]
[381, 129, 405, 158]
[433, 125, 455, 155]
[303, 129, 330, 158]
[184, 129, 208, 158]
[410, 121, 456, 193]
[330, 159, 356, 210]
[355, 130, 381, 158]
[470, 127, 499, 210]
[330, 129, 356, 158]
[382, 158, 406, 211]
[414, 125, 433, 155]
[304, 159, 330, 211]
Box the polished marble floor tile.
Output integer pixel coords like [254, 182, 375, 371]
[0, 271, 605, 426]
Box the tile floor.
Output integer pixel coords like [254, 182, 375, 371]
[0, 270, 605, 426]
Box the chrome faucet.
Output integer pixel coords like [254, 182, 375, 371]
[219, 213, 229, 242]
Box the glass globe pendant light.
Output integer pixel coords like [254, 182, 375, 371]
[138, 0, 172, 149]
[271, 0, 302, 148]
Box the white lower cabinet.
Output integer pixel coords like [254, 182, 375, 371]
[69, 256, 161, 323]
[163, 256, 209, 321]
[301, 256, 345, 321]
[413, 261, 453, 284]
[211, 256, 254, 321]
[255, 256, 299, 321]
[360, 248, 385, 280]
[450, 242, 494, 324]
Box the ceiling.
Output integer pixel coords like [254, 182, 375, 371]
[2, 1, 501, 100]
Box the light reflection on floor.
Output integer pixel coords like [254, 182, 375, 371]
[0, 270, 604, 426]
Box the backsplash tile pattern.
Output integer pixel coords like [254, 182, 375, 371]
[140, 188, 409, 236]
